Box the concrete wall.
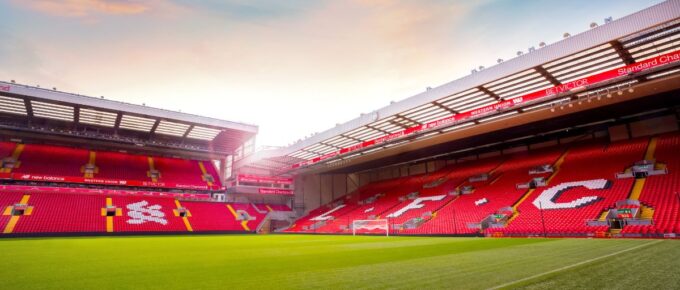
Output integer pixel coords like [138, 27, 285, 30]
[629, 115, 678, 138]
[409, 163, 426, 175]
[295, 173, 358, 215]
[608, 124, 630, 142]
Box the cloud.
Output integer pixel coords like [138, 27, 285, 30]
[12, 0, 149, 17]
[171, 0, 322, 21]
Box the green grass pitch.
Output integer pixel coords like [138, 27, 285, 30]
[1, 235, 678, 289]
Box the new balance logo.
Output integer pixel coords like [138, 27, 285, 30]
[126, 201, 168, 225]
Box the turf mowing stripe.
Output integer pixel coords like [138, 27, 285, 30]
[486, 239, 663, 290]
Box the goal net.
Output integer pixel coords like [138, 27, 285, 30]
[352, 219, 389, 236]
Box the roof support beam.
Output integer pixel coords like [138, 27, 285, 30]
[73, 106, 80, 124]
[389, 120, 410, 129]
[365, 125, 391, 135]
[183, 124, 195, 138]
[300, 149, 322, 156]
[72, 106, 80, 130]
[340, 134, 364, 142]
[610, 40, 648, 82]
[396, 114, 421, 125]
[246, 162, 281, 171]
[432, 102, 458, 114]
[24, 99, 34, 124]
[319, 141, 342, 149]
[149, 119, 161, 135]
[535, 66, 562, 86]
[113, 113, 123, 133]
[264, 158, 294, 167]
[478, 86, 502, 101]
[610, 40, 636, 65]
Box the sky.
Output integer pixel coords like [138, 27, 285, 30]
[0, 0, 665, 148]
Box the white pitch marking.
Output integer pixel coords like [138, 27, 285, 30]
[487, 239, 664, 290]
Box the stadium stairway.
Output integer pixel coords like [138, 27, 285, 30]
[198, 161, 214, 187]
[2, 194, 32, 234]
[174, 200, 193, 232]
[101, 197, 122, 232]
[426, 147, 563, 235]
[626, 136, 657, 201]
[147, 157, 160, 182]
[505, 148, 569, 226]
[226, 204, 252, 231]
[631, 133, 680, 235]
[0, 143, 24, 173]
[82, 151, 98, 178]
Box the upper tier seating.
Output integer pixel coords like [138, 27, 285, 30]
[96, 150, 150, 181]
[0, 142, 16, 161]
[13, 144, 88, 177]
[154, 157, 208, 185]
[0, 142, 221, 190]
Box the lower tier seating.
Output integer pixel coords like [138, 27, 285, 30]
[0, 190, 270, 235]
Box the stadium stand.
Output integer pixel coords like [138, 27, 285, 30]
[1, 2, 679, 238]
[287, 135, 680, 237]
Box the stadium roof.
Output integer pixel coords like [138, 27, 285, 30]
[0, 81, 257, 156]
[237, 0, 680, 175]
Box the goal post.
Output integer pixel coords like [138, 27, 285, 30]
[352, 219, 389, 236]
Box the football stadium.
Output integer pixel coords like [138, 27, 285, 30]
[1, 1, 680, 289]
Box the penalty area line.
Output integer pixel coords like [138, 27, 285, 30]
[486, 239, 663, 290]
